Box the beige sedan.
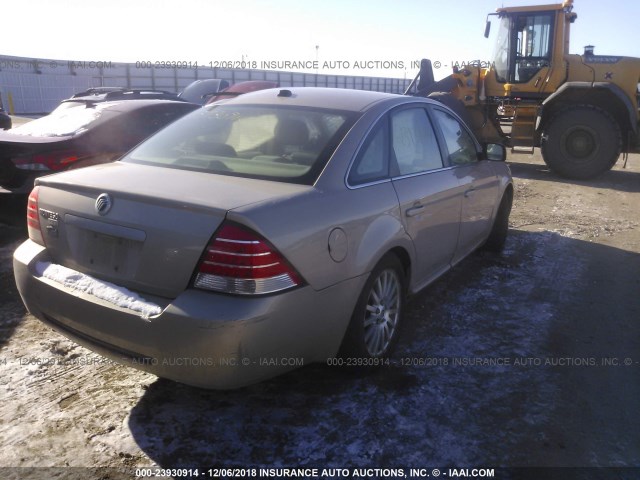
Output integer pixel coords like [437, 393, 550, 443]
[14, 87, 512, 389]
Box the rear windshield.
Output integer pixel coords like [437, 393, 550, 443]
[123, 104, 356, 185]
[11, 103, 112, 137]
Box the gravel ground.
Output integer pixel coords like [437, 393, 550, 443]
[0, 151, 639, 480]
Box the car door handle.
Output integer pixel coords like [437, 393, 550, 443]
[464, 187, 476, 198]
[406, 204, 425, 217]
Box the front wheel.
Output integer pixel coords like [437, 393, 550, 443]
[340, 255, 406, 358]
[540, 105, 622, 180]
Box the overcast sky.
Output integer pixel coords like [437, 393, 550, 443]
[4, 0, 639, 80]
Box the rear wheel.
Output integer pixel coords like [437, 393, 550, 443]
[541, 105, 621, 180]
[341, 255, 406, 358]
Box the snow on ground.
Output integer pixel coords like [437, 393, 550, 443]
[0, 229, 587, 472]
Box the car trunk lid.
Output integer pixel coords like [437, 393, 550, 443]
[34, 161, 310, 298]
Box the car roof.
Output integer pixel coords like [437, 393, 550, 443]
[219, 87, 403, 112]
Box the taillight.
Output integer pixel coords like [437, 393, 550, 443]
[13, 151, 80, 171]
[27, 186, 45, 246]
[194, 222, 302, 295]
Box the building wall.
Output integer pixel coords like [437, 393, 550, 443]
[0, 55, 412, 115]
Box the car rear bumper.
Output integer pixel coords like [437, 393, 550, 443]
[14, 239, 362, 389]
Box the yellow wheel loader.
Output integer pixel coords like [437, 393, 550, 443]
[407, 0, 640, 179]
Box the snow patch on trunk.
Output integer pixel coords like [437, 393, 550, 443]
[35, 262, 162, 319]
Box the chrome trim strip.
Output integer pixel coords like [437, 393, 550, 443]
[390, 165, 456, 181]
[207, 249, 271, 257]
[202, 261, 280, 270]
[216, 238, 261, 245]
[345, 178, 392, 190]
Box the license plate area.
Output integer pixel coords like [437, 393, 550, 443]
[83, 231, 140, 276]
[63, 215, 145, 280]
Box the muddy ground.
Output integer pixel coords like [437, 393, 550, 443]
[0, 151, 639, 479]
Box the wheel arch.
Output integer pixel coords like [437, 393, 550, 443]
[492, 176, 513, 220]
[360, 245, 413, 295]
[482, 181, 513, 253]
[352, 211, 415, 281]
[539, 82, 637, 144]
[338, 248, 409, 359]
[387, 246, 412, 290]
[500, 182, 514, 222]
[503, 182, 514, 203]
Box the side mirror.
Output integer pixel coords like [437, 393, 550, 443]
[484, 143, 507, 161]
[484, 19, 491, 38]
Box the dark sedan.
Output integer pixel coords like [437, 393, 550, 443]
[0, 100, 199, 193]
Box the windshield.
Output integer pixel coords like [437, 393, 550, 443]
[123, 104, 355, 185]
[491, 16, 511, 83]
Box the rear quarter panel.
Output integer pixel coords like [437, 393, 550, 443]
[229, 182, 414, 292]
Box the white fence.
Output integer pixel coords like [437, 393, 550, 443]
[0, 55, 412, 115]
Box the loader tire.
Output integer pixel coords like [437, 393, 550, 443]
[540, 105, 621, 180]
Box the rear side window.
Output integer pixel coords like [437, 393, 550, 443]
[124, 104, 355, 185]
[347, 117, 389, 186]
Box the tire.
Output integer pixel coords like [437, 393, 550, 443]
[540, 105, 622, 180]
[340, 254, 406, 359]
[483, 189, 513, 253]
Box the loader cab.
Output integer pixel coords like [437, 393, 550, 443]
[484, 0, 576, 96]
[491, 12, 554, 84]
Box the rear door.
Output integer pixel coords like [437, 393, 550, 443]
[389, 106, 462, 290]
[430, 106, 500, 263]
